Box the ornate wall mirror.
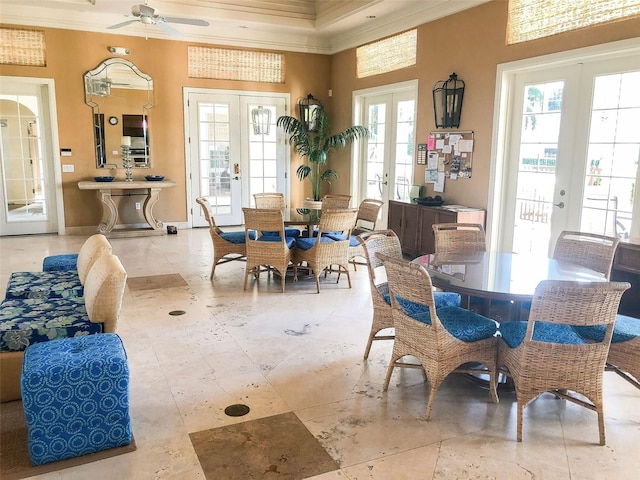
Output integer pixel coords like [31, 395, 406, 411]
[84, 58, 154, 168]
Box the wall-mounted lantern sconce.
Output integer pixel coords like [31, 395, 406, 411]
[298, 93, 323, 132]
[251, 106, 271, 135]
[432, 73, 465, 128]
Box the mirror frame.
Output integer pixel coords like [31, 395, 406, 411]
[84, 58, 154, 168]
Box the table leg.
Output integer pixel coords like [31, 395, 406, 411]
[97, 189, 118, 233]
[143, 187, 163, 230]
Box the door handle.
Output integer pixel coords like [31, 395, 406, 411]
[553, 202, 564, 208]
[381, 181, 388, 185]
[233, 176, 239, 180]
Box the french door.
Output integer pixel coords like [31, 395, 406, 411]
[500, 54, 640, 255]
[355, 81, 417, 227]
[185, 90, 287, 227]
[0, 80, 59, 235]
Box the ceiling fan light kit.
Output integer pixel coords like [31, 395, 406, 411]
[107, 2, 209, 37]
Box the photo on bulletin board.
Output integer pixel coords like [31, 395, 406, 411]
[426, 131, 474, 179]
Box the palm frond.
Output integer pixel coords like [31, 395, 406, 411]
[278, 109, 369, 200]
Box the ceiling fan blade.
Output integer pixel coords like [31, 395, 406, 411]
[163, 16, 209, 27]
[107, 19, 139, 30]
[155, 21, 182, 37]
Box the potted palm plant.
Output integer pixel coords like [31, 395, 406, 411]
[277, 108, 369, 207]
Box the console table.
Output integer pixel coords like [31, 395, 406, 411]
[78, 180, 176, 236]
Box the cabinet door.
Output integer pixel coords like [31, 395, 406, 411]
[402, 203, 419, 256]
[418, 207, 438, 255]
[387, 201, 404, 240]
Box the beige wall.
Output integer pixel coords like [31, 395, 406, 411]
[0, 28, 330, 228]
[1, 0, 639, 228]
[328, 0, 640, 209]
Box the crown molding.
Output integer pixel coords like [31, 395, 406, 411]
[0, 0, 488, 55]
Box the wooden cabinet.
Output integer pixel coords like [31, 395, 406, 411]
[388, 200, 486, 257]
[388, 200, 419, 256]
[611, 239, 640, 317]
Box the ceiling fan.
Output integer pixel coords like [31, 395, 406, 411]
[107, 2, 209, 36]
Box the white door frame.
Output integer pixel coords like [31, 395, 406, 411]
[487, 38, 640, 252]
[183, 88, 290, 226]
[352, 79, 419, 225]
[0, 76, 64, 235]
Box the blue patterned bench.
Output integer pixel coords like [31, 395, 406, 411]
[5, 234, 111, 301]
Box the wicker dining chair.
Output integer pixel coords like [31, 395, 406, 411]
[347, 198, 385, 270]
[603, 315, 640, 389]
[253, 192, 300, 237]
[352, 198, 384, 236]
[293, 208, 358, 293]
[553, 231, 620, 279]
[321, 194, 352, 209]
[432, 222, 487, 311]
[196, 197, 249, 280]
[243, 207, 295, 293]
[498, 280, 630, 445]
[359, 230, 461, 359]
[573, 313, 640, 390]
[378, 253, 499, 420]
[253, 192, 286, 209]
[432, 223, 486, 254]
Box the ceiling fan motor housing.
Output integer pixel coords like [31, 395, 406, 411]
[132, 4, 155, 18]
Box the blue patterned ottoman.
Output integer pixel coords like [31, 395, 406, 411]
[21, 334, 131, 466]
[43, 253, 79, 272]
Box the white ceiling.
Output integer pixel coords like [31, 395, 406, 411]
[0, 0, 488, 54]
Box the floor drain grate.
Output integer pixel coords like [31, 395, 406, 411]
[169, 310, 186, 316]
[224, 404, 250, 417]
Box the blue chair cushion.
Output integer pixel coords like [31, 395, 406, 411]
[21, 333, 131, 465]
[262, 227, 301, 238]
[219, 231, 256, 243]
[383, 292, 461, 311]
[500, 321, 589, 349]
[409, 305, 498, 342]
[295, 236, 336, 251]
[313, 228, 343, 238]
[257, 235, 297, 249]
[0, 297, 102, 352]
[573, 314, 640, 343]
[5, 271, 83, 300]
[324, 233, 358, 247]
[42, 253, 78, 272]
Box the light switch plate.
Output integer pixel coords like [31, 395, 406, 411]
[62, 164, 74, 173]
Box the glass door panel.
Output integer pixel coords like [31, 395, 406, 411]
[241, 99, 285, 204]
[362, 89, 416, 226]
[365, 102, 387, 201]
[188, 93, 242, 226]
[511, 81, 565, 256]
[580, 71, 640, 239]
[0, 86, 56, 235]
[394, 99, 415, 203]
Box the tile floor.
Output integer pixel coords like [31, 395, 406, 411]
[1, 229, 639, 479]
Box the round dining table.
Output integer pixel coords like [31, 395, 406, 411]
[412, 251, 608, 320]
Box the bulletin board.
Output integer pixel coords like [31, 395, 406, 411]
[427, 130, 474, 179]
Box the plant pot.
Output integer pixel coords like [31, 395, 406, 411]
[302, 199, 323, 210]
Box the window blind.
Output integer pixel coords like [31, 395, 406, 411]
[508, 0, 640, 44]
[357, 29, 417, 79]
